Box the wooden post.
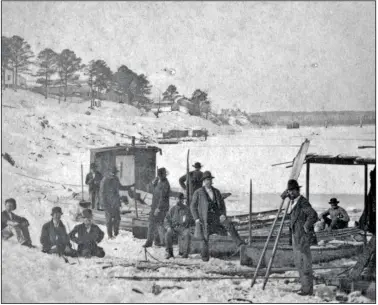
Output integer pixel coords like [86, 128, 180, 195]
[364, 164, 368, 245]
[249, 179, 252, 245]
[134, 186, 139, 218]
[306, 162, 310, 200]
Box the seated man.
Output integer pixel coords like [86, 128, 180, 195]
[69, 209, 105, 258]
[319, 198, 350, 230]
[40, 207, 77, 257]
[2, 198, 33, 247]
[164, 193, 192, 259]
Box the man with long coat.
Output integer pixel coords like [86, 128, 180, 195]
[40, 206, 76, 256]
[69, 209, 105, 258]
[99, 166, 134, 239]
[85, 163, 103, 210]
[143, 167, 170, 248]
[179, 162, 204, 202]
[281, 179, 318, 296]
[190, 171, 245, 262]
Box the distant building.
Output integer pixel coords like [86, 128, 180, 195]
[151, 100, 174, 113]
[3, 68, 27, 88]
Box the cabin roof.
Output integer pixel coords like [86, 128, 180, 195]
[90, 144, 161, 154]
[305, 154, 375, 165]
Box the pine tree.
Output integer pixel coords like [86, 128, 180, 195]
[1, 36, 12, 90]
[35, 48, 58, 99]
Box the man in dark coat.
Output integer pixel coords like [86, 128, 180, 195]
[85, 163, 103, 210]
[179, 162, 204, 202]
[40, 207, 76, 256]
[319, 198, 350, 230]
[99, 166, 134, 239]
[69, 209, 105, 258]
[281, 179, 318, 296]
[190, 171, 245, 262]
[2, 198, 33, 247]
[143, 167, 171, 248]
[164, 193, 192, 259]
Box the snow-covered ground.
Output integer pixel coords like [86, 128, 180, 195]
[1, 89, 375, 303]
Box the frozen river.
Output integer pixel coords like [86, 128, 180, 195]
[156, 125, 375, 215]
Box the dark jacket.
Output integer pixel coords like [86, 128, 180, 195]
[99, 175, 132, 212]
[85, 171, 103, 193]
[190, 186, 226, 238]
[69, 223, 104, 252]
[164, 204, 192, 231]
[40, 220, 70, 251]
[320, 206, 350, 223]
[1, 210, 29, 231]
[150, 178, 170, 213]
[179, 170, 204, 194]
[290, 195, 318, 250]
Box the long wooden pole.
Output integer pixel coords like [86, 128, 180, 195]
[250, 199, 285, 287]
[364, 164, 368, 245]
[262, 200, 290, 290]
[249, 179, 252, 245]
[81, 164, 84, 201]
[134, 186, 139, 218]
[186, 149, 191, 206]
[306, 162, 310, 200]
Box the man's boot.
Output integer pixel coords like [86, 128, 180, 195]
[165, 248, 174, 259]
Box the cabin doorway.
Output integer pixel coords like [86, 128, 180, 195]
[116, 155, 135, 185]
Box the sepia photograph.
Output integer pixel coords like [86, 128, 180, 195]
[1, 1, 376, 303]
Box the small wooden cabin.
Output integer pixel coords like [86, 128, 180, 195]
[89, 144, 161, 193]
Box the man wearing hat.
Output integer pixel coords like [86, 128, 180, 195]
[143, 167, 171, 248]
[179, 162, 204, 202]
[85, 163, 103, 210]
[69, 209, 105, 258]
[163, 193, 192, 259]
[281, 179, 318, 296]
[99, 166, 135, 239]
[2, 198, 33, 247]
[40, 207, 76, 256]
[319, 198, 349, 230]
[190, 171, 245, 262]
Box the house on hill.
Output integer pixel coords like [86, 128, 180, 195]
[3, 68, 27, 89]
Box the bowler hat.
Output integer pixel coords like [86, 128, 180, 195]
[177, 192, 185, 200]
[192, 162, 203, 169]
[201, 171, 215, 181]
[90, 163, 97, 169]
[287, 179, 301, 190]
[329, 198, 339, 205]
[157, 167, 167, 176]
[82, 209, 93, 219]
[51, 206, 63, 216]
[5, 198, 16, 211]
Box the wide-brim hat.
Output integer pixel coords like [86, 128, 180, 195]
[5, 198, 16, 211]
[51, 206, 63, 216]
[82, 208, 93, 219]
[201, 171, 215, 181]
[329, 198, 339, 205]
[287, 179, 301, 190]
[158, 167, 167, 176]
[177, 192, 185, 200]
[192, 162, 203, 169]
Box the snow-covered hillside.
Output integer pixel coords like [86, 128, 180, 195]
[1, 89, 375, 303]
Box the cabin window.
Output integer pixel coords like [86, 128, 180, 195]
[7, 75, 11, 81]
[116, 155, 135, 186]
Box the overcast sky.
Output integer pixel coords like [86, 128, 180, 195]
[2, 1, 375, 112]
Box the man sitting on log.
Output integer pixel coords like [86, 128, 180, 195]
[69, 209, 105, 258]
[164, 193, 192, 259]
[40, 206, 77, 256]
[190, 171, 245, 262]
[319, 197, 349, 230]
[2, 198, 34, 247]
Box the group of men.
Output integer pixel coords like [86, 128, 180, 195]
[2, 161, 353, 296]
[2, 198, 105, 258]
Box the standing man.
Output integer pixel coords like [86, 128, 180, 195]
[164, 193, 192, 259]
[143, 167, 170, 248]
[69, 209, 105, 258]
[190, 171, 245, 262]
[99, 166, 134, 239]
[85, 163, 103, 210]
[179, 162, 204, 201]
[2, 198, 33, 247]
[40, 207, 76, 256]
[319, 198, 350, 230]
[281, 179, 318, 296]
